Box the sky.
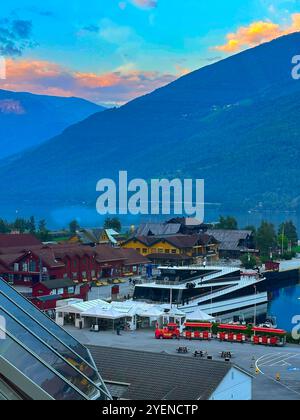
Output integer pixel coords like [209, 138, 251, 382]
[0, 0, 300, 105]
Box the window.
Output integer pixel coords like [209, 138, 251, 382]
[82, 272, 87, 279]
[171, 249, 177, 254]
[165, 249, 170, 254]
[29, 261, 37, 272]
[158, 249, 164, 254]
[142, 248, 147, 254]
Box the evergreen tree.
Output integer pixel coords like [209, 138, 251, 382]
[278, 221, 298, 247]
[256, 221, 277, 256]
[215, 216, 238, 230]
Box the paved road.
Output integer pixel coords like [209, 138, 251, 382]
[64, 326, 300, 400]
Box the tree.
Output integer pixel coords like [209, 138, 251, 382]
[256, 221, 277, 257]
[12, 218, 27, 233]
[215, 216, 238, 230]
[28, 216, 36, 234]
[69, 220, 80, 234]
[37, 219, 50, 242]
[0, 219, 10, 233]
[240, 254, 258, 270]
[104, 217, 121, 232]
[278, 221, 298, 247]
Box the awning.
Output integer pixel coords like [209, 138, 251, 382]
[82, 307, 125, 320]
[137, 307, 164, 318]
[184, 308, 215, 322]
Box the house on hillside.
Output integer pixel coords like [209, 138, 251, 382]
[122, 233, 219, 265]
[70, 228, 120, 246]
[136, 218, 209, 237]
[206, 229, 257, 259]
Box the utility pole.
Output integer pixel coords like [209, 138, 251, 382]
[253, 285, 257, 327]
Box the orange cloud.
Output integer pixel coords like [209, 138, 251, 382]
[215, 13, 300, 53]
[0, 59, 175, 105]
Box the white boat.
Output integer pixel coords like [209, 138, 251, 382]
[133, 265, 268, 320]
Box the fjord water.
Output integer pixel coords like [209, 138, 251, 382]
[268, 283, 300, 332]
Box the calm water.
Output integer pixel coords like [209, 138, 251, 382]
[268, 283, 300, 332]
[0, 202, 299, 231]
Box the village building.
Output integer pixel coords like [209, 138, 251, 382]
[0, 234, 149, 289]
[70, 228, 120, 246]
[88, 346, 253, 401]
[135, 218, 210, 237]
[122, 233, 219, 265]
[206, 229, 257, 259]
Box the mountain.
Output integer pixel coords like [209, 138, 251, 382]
[1, 32, 300, 212]
[0, 90, 105, 158]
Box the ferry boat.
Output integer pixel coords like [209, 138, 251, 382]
[133, 266, 268, 321]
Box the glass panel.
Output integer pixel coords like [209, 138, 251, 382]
[0, 293, 99, 385]
[0, 308, 100, 400]
[0, 279, 90, 363]
[0, 334, 84, 400]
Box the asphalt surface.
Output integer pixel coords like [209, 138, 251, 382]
[64, 326, 300, 400]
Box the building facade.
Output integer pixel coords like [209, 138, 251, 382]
[122, 234, 219, 265]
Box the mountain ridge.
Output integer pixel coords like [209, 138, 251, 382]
[0, 89, 105, 158]
[1, 32, 300, 211]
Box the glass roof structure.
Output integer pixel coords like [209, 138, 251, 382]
[0, 278, 111, 400]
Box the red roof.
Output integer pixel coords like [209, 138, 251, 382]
[184, 322, 212, 328]
[0, 234, 42, 248]
[252, 327, 286, 335]
[218, 324, 248, 331]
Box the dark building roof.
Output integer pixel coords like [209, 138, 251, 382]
[125, 234, 219, 250]
[136, 223, 182, 236]
[34, 278, 78, 290]
[0, 234, 42, 248]
[206, 230, 253, 252]
[113, 248, 150, 266]
[88, 346, 237, 400]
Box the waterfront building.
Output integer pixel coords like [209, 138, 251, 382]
[206, 229, 257, 259]
[122, 233, 219, 265]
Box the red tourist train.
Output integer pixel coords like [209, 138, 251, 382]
[155, 322, 287, 346]
[183, 322, 213, 341]
[217, 324, 248, 343]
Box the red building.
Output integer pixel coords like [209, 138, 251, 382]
[31, 279, 90, 311]
[0, 235, 149, 288]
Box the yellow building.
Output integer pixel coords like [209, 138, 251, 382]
[122, 234, 219, 264]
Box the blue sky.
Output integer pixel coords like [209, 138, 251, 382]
[0, 0, 299, 104]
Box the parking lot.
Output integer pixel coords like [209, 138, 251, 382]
[64, 326, 300, 400]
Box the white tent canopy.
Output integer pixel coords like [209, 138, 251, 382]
[137, 306, 165, 318]
[184, 308, 215, 322]
[82, 307, 125, 320]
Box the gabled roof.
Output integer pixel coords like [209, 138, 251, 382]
[34, 278, 78, 290]
[77, 228, 119, 245]
[88, 346, 240, 400]
[136, 223, 182, 236]
[0, 234, 42, 248]
[113, 248, 150, 266]
[124, 233, 219, 250]
[206, 230, 253, 251]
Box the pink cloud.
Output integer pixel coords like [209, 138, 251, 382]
[215, 13, 300, 53]
[0, 59, 175, 105]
